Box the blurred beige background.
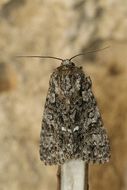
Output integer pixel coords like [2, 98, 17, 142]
[0, 0, 127, 190]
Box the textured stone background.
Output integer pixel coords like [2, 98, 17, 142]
[0, 0, 127, 190]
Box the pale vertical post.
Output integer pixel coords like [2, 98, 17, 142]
[57, 160, 89, 190]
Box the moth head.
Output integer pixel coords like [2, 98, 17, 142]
[61, 59, 75, 67]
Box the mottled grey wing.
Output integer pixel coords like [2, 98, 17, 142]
[80, 76, 110, 163]
[40, 70, 110, 165]
[40, 74, 70, 165]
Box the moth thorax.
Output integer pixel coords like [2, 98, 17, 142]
[61, 59, 75, 66]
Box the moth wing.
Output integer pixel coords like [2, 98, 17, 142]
[40, 74, 68, 165]
[81, 76, 110, 163]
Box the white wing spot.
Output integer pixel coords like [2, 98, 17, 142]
[62, 127, 66, 131]
[73, 126, 79, 132]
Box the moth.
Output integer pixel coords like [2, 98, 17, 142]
[39, 55, 110, 165]
[17, 48, 110, 166]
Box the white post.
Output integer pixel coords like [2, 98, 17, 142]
[61, 160, 88, 190]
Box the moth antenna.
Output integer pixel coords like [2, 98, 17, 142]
[69, 46, 110, 61]
[16, 55, 64, 61]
